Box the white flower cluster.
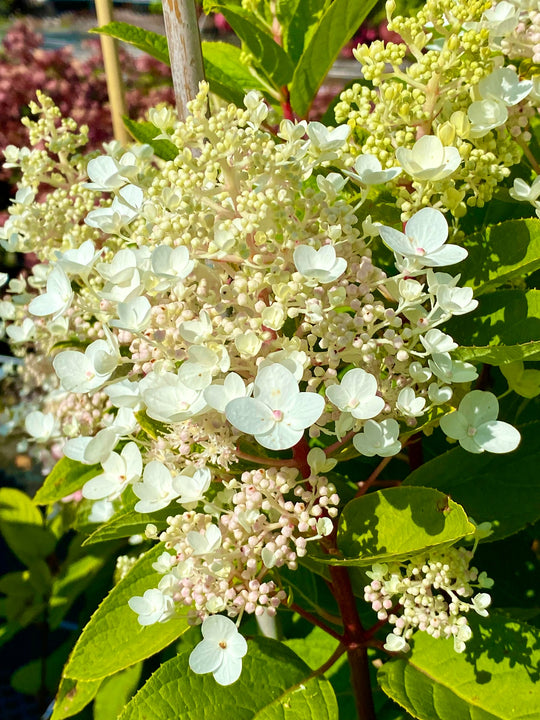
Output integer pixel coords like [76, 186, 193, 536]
[364, 547, 494, 654]
[0, 84, 521, 683]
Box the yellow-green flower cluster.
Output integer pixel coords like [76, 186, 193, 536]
[335, 0, 529, 219]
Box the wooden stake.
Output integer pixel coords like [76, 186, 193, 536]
[162, 0, 205, 120]
[95, 0, 129, 144]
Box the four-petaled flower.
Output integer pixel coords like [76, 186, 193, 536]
[378, 208, 467, 268]
[189, 615, 247, 686]
[440, 390, 521, 454]
[225, 364, 324, 450]
[326, 368, 384, 420]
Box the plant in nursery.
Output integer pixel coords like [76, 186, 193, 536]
[0, 0, 540, 719]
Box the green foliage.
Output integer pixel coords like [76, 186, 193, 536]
[214, 5, 295, 87]
[92, 22, 170, 65]
[378, 613, 540, 720]
[334, 487, 474, 565]
[119, 637, 338, 719]
[93, 663, 143, 720]
[0, 487, 56, 566]
[459, 218, 540, 295]
[448, 289, 540, 347]
[33, 457, 101, 506]
[289, 0, 379, 116]
[51, 677, 102, 720]
[63, 545, 189, 681]
[82, 504, 172, 546]
[202, 41, 275, 106]
[404, 422, 540, 542]
[454, 341, 540, 365]
[123, 117, 178, 161]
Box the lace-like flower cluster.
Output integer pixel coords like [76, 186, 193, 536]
[364, 546, 494, 653]
[0, 79, 520, 671]
[128, 465, 338, 625]
[335, 0, 534, 219]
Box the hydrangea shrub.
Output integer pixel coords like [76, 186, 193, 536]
[0, 1, 539, 719]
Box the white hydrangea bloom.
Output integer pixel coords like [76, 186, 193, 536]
[110, 297, 152, 333]
[128, 588, 174, 626]
[395, 136, 461, 181]
[428, 353, 478, 384]
[396, 387, 426, 417]
[326, 368, 385, 420]
[225, 364, 324, 450]
[439, 390, 521, 453]
[346, 154, 402, 185]
[189, 615, 247, 686]
[353, 419, 401, 457]
[378, 208, 467, 268]
[509, 176, 540, 203]
[204, 372, 252, 413]
[24, 411, 58, 443]
[28, 266, 73, 320]
[293, 244, 347, 284]
[82, 442, 142, 501]
[132, 461, 181, 513]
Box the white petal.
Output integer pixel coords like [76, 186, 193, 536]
[405, 207, 448, 253]
[287, 392, 325, 430]
[225, 398, 274, 435]
[189, 639, 223, 674]
[213, 656, 243, 686]
[476, 421, 521, 453]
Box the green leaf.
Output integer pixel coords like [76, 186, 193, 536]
[34, 457, 101, 506]
[378, 613, 540, 720]
[202, 41, 272, 107]
[458, 218, 540, 295]
[122, 118, 178, 162]
[134, 410, 171, 439]
[49, 551, 108, 628]
[63, 545, 189, 681]
[217, 6, 295, 87]
[93, 663, 143, 720]
[501, 361, 540, 398]
[82, 503, 172, 546]
[11, 640, 73, 695]
[52, 677, 102, 720]
[0, 488, 56, 566]
[453, 340, 540, 366]
[404, 421, 540, 542]
[289, 0, 379, 116]
[283, 0, 328, 65]
[335, 487, 474, 566]
[120, 637, 338, 719]
[92, 22, 169, 65]
[447, 289, 540, 348]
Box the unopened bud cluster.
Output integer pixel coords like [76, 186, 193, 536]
[364, 546, 494, 653]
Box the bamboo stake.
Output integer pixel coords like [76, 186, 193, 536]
[95, 0, 129, 144]
[162, 0, 205, 120]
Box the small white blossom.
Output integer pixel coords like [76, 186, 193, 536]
[204, 372, 252, 413]
[226, 364, 324, 450]
[128, 588, 174, 626]
[395, 136, 461, 181]
[326, 368, 384, 420]
[82, 442, 142, 501]
[420, 329, 458, 355]
[353, 419, 401, 457]
[436, 285, 478, 315]
[189, 615, 247, 686]
[379, 208, 467, 268]
[428, 353, 478, 384]
[24, 411, 58, 443]
[84, 154, 136, 191]
[478, 67, 533, 107]
[346, 154, 402, 185]
[293, 244, 347, 285]
[28, 266, 73, 319]
[439, 390, 521, 453]
[467, 97, 508, 138]
[384, 633, 410, 653]
[56, 240, 102, 277]
[509, 176, 540, 203]
[6, 318, 35, 343]
[187, 524, 222, 555]
[396, 387, 426, 417]
[110, 297, 152, 333]
[133, 461, 181, 513]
